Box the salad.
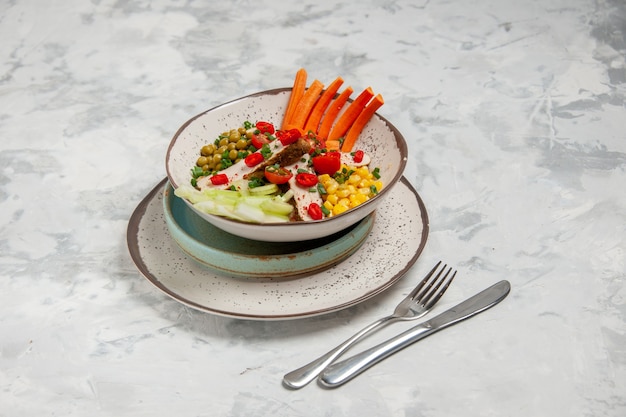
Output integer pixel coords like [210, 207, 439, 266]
[175, 120, 383, 223]
[175, 68, 386, 224]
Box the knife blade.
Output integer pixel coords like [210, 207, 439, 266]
[318, 280, 511, 388]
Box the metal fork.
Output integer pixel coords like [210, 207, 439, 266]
[282, 261, 456, 389]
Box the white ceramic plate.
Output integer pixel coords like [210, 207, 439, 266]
[126, 177, 429, 320]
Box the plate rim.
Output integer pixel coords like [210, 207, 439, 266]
[126, 176, 429, 320]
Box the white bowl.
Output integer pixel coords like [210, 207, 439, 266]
[166, 88, 407, 242]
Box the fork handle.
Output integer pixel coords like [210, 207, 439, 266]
[282, 315, 397, 389]
[319, 280, 511, 388]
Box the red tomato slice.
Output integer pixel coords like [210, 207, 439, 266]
[251, 133, 271, 149]
[276, 129, 301, 146]
[295, 172, 318, 188]
[306, 136, 326, 154]
[312, 152, 341, 175]
[264, 166, 293, 184]
[210, 173, 229, 185]
[244, 152, 264, 167]
[353, 150, 364, 163]
[256, 121, 275, 134]
[307, 203, 323, 220]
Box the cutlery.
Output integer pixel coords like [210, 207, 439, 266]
[283, 261, 456, 389]
[318, 280, 511, 388]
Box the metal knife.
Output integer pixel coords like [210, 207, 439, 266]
[318, 280, 511, 388]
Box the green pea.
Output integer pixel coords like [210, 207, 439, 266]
[197, 156, 209, 167]
[201, 144, 216, 156]
[236, 139, 248, 150]
[229, 130, 241, 142]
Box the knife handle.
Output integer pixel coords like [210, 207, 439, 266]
[319, 280, 511, 388]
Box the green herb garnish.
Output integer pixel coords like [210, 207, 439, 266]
[333, 167, 354, 184]
[248, 177, 265, 188]
[260, 143, 272, 159]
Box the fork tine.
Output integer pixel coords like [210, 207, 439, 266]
[413, 262, 448, 301]
[407, 261, 443, 299]
[418, 264, 451, 300]
[422, 269, 456, 310]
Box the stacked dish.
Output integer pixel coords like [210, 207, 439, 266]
[126, 83, 429, 320]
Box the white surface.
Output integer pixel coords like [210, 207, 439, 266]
[1, 0, 625, 416]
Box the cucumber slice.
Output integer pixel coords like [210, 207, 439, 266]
[249, 183, 279, 196]
[176, 183, 291, 223]
[261, 198, 294, 216]
[234, 201, 267, 223]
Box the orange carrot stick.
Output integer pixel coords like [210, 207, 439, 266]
[282, 68, 307, 130]
[303, 76, 344, 135]
[327, 87, 374, 142]
[325, 140, 341, 151]
[289, 79, 324, 130]
[317, 86, 353, 140]
[341, 93, 384, 152]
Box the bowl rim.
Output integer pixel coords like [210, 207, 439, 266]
[165, 87, 408, 228]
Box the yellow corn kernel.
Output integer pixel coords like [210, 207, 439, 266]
[358, 179, 371, 189]
[325, 182, 339, 195]
[348, 195, 361, 207]
[338, 197, 350, 207]
[318, 174, 331, 183]
[332, 204, 349, 215]
[326, 194, 339, 205]
[323, 177, 336, 187]
[346, 184, 357, 194]
[355, 166, 370, 178]
[347, 174, 361, 185]
[336, 188, 351, 198]
[374, 181, 383, 191]
[358, 186, 371, 195]
[354, 193, 369, 204]
[323, 201, 334, 211]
